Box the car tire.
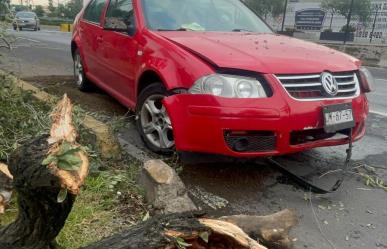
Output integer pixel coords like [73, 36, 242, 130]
[34, 25, 38, 31]
[136, 83, 175, 155]
[73, 49, 93, 91]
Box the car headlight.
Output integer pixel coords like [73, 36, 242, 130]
[188, 74, 267, 98]
[359, 67, 374, 93]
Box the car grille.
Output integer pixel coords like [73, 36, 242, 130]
[224, 131, 276, 152]
[276, 72, 360, 100]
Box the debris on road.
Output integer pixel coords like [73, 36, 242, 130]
[189, 186, 229, 210]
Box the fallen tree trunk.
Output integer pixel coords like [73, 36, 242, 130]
[82, 210, 298, 249]
[0, 135, 76, 249]
[0, 95, 89, 249]
[0, 95, 298, 249]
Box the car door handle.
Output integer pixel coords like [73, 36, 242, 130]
[96, 36, 103, 43]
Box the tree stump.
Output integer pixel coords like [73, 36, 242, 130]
[0, 135, 76, 249]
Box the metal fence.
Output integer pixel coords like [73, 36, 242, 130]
[257, 0, 387, 44]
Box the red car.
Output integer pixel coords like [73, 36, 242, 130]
[71, 0, 372, 157]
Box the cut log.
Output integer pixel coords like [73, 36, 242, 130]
[221, 209, 298, 249]
[83, 212, 267, 249]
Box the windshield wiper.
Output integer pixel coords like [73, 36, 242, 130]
[232, 28, 253, 32]
[157, 28, 188, 31]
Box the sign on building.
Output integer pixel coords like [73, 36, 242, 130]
[295, 9, 326, 31]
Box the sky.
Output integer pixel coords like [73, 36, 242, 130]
[10, 0, 63, 7]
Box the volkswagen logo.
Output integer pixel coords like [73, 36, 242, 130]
[321, 72, 338, 96]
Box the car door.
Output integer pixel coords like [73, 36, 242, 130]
[79, 0, 107, 84]
[99, 0, 138, 107]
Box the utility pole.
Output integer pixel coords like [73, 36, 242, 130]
[370, 5, 379, 43]
[344, 0, 355, 44]
[281, 0, 288, 32]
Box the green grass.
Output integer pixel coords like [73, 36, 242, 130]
[0, 74, 147, 248]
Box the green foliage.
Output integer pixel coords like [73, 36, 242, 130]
[0, 75, 51, 161]
[34, 5, 45, 17]
[176, 237, 192, 249]
[199, 231, 210, 243]
[42, 141, 83, 171]
[323, 0, 371, 23]
[340, 24, 356, 33]
[47, 0, 82, 20]
[244, 0, 285, 19]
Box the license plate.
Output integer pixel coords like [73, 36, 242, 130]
[323, 103, 355, 133]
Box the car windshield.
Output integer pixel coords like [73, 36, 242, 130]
[16, 12, 35, 18]
[141, 0, 272, 33]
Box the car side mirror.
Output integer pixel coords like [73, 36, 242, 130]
[104, 17, 136, 36]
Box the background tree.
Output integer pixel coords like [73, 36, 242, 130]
[244, 0, 284, 20]
[321, 0, 339, 30]
[34, 5, 45, 17]
[63, 0, 83, 19]
[48, 0, 56, 17]
[333, 0, 371, 23]
[0, 0, 10, 18]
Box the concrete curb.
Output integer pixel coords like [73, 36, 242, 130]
[1, 71, 121, 159]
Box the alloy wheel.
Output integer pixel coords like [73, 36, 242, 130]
[140, 95, 174, 149]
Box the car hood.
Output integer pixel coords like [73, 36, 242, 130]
[158, 32, 359, 74]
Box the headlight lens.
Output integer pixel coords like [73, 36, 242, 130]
[189, 74, 267, 98]
[359, 67, 374, 93]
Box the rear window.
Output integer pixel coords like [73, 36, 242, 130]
[83, 0, 106, 23]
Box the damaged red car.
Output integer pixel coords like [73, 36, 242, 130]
[71, 0, 372, 157]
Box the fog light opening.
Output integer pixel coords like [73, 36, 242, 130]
[232, 138, 250, 152]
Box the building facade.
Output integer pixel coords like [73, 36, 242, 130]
[266, 0, 387, 43]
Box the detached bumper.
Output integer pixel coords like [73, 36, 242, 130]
[163, 84, 368, 158]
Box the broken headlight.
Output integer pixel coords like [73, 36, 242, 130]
[188, 74, 267, 98]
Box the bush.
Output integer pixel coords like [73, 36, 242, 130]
[39, 17, 73, 26]
[323, 28, 333, 32]
[340, 25, 356, 33]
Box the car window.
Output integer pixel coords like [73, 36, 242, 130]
[141, 0, 272, 33]
[104, 0, 135, 32]
[16, 12, 35, 18]
[83, 0, 107, 24]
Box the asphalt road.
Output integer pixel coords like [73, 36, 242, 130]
[1, 29, 387, 249]
[0, 28, 73, 77]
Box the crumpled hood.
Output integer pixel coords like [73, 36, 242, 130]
[158, 32, 359, 74]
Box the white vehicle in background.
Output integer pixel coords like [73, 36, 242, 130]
[13, 11, 40, 31]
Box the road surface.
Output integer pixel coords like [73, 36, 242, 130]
[1, 28, 387, 249]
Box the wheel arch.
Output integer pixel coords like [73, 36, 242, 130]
[71, 40, 78, 59]
[136, 70, 166, 97]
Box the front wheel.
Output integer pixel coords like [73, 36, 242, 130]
[73, 49, 92, 91]
[136, 83, 175, 154]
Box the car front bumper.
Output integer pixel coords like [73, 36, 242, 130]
[163, 75, 368, 158]
[13, 22, 36, 28]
